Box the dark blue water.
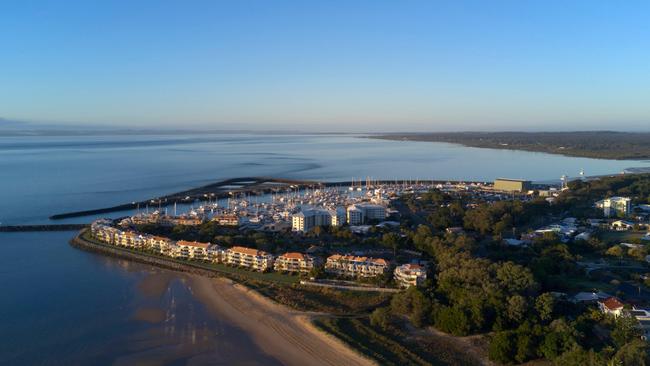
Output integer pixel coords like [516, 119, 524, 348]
[0, 133, 648, 364]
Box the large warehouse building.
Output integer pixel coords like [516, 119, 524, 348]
[493, 178, 532, 192]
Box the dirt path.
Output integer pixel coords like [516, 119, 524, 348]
[189, 276, 376, 366]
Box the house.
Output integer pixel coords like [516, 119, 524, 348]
[598, 297, 625, 318]
[394, 263, 427, 287]
[273, 252, 319, 273]
[611, 220, 635, 231]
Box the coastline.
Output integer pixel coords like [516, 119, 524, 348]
[70, 229, 375, 366]
[189, 276, 375, 366]
[367, 133, 650, 161]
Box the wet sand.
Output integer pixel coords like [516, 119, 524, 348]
[189, 276, 376, 366]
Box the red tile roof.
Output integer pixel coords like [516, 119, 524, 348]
[602, 297, 624, 311]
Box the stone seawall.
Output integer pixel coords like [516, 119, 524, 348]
[0, 224, 88, 232]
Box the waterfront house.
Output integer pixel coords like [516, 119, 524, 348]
[274, 252, 319, 273]
[394, 263, 427, 287]
[325, 254, 390, 278]
[225, 246, 274, 271]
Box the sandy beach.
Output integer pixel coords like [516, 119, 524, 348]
[189, 276, 376, 366]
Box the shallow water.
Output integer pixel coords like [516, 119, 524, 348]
[0, 133, 648, 364]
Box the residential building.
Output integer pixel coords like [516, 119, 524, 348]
[599, 297, 625, 318]
[212, 214, 240, 226]
[346, 203, 386, 225]
[147, 235, 173, 255]
[176, 240, 211, 260]
[274, 252, 319, 273]
[394, 263, 427, 287]
[611, 220, 635, 231]
[225, 246, 274, 271]
[325, 254, 390, 278]
[292, 209, 332, 232]
[330, 207, 347, 226]
[598, 197, 632, 218]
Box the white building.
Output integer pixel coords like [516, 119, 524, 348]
[225, 246, 274, 271]
[394, 263, 427, 287]
[292, 209, 332, 232]
[597, 197, 632, 218]
[325, 254, 390, 278]
[330, 207, 347, 227]
[176, 240, 211, 260]
[346, 203, 386, 225]
[598, 297, 625, 318]
[274, 252, 319, 273]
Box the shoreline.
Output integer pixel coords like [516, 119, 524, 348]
[368, 134, 650, 161]
[70, 229, 375, 366]
[189, 276, 375, 366]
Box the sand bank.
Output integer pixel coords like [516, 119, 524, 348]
[189, 276, 376, 366]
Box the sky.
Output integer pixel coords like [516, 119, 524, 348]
[1, 0, 649, 132]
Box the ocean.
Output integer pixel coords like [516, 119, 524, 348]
[0, 133, 648, 365]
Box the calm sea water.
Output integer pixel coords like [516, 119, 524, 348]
[0, 133, 648, 365]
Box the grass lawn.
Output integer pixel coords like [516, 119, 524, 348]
[313, 317, 481, 366]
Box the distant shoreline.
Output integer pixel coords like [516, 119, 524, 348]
[369, 131, 650, 160]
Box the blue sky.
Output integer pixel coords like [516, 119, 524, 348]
[1, 0, 649, 131]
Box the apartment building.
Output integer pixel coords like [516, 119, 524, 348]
[394, 263, 427, 287]
[292, 209, 332, 232]
[225, 246, 275, 271]
[597, 197, 632, 218]
[325, 254, 390, 277]
[176, 240, 211, 260]
[274, 252, 319, 273]
[346, 203, 386, 225]
[147, 235, 174, 255]
[212, 214, 240, 226]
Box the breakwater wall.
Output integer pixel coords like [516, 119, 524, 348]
[0, 224, 88, 232]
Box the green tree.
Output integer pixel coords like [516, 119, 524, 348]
[606, 245, 624, 259]
[611, 315, 643, 348]
[535, 293, 556, 322]
[381, 232, 401, 257]
[612, 339, 648, 366]
[369, 307, 392, 331]
[507, 295, 528, 324]
[489, 331, 516, 364]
